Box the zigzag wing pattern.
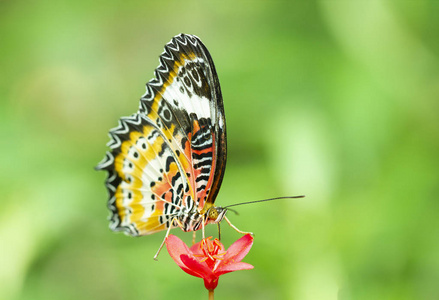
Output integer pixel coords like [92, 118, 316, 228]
[138, 34, 226, 213]
[97, 34, 226, 236]
[97, 114, 195, 236]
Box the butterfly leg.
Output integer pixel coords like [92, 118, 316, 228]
[153, 217, 183, 261]
[224, 216, 254, 236]
[217, 222, 221, 241]
[201, 216, 206, 239]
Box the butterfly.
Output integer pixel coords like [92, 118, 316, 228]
[96, 34, 249, 257]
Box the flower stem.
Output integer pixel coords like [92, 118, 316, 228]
[208, 289, 214, 300]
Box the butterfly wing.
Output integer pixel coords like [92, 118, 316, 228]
[139, 34, 227, 213]
[97, 114, 195, 235]
[97, 34, 226, 236]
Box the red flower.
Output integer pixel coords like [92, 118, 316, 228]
[166, 234, 254, 291]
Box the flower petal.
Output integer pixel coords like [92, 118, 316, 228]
[180, 254, 214, 278]
[166, 234, 254, 291]
[180, 255, 220, 290]
[189, 240, 204, 256]
[165, 235, 191, 267]
[180, 254, 218, 282]
[166, 234, 208, 278]
[215, 262, 254, 276]
[166, 235, 203, 277]
[216, 234, 253, 270]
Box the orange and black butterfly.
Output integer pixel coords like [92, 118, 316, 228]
[96, 34, 239, 243]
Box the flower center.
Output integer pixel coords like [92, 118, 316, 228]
[194, 237, 226, 268]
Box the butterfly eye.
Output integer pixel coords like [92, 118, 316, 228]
[207, 207, 219, 220]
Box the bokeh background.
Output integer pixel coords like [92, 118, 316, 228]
[1, 1, 439, 299]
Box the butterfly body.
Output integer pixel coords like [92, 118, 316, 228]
[97, 34, 228, 237]
[175, 205, 228, 232]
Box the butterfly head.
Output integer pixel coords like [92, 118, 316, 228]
[205, 206, 228, 224]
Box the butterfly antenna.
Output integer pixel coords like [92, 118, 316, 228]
[224, 195, 305, 209]
[226, 207, 239, 216]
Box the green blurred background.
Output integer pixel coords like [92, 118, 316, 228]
[1, 1, 438, 299]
